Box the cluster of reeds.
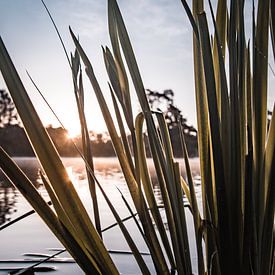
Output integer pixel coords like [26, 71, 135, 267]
[0, 0, 274, 274]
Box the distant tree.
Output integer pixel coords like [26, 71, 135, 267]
[146, 89, 197, 135]
[96, 133, 103, 143]
[0, 89, 19, 127]
[146, 89, 198, 157]
[0, 124, 35, 156]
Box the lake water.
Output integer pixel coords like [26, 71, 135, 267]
[0, 157, 201, 275]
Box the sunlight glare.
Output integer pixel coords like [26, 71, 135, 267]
[66, 124, 81, 139]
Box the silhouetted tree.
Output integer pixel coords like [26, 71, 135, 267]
[0, 89, 19, 127]
[146, 89, 198, 157]
[146, 89, 197, 135]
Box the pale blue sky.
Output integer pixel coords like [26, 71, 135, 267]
[0, 0, 274, 135]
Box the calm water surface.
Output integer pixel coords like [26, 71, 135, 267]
[0, 157, 201, 275]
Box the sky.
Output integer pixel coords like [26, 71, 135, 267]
[0, 0, 274, 136]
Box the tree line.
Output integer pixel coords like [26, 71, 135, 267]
[0, 89, 198, 158]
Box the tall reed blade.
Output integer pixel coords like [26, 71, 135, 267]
[271, 0, 275, 59]
[178, 121, 204, 275]
[109, 85, 135, 174]
[252, 0, 270, 243]
[135, 113, 176, 270]
[197, 12, 232, 274]
[260, 105, 275, 274]
[71, 51, 102, 237]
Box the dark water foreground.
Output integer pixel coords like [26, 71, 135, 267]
[0, 157, 201, 275]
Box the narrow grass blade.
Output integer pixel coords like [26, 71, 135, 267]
[173, 162, 192, 275]
[260, 150, 275, 275]
[1, 266, 56, 273]
[208, 0, 231, 192]
[242, 144, 254, 274]
[0, 258, 74, 264]
[108, 2, 133, 126]
[246, 44, 252, 149]
[0, 201, 52, 231]
[102, 213, 138, 232]
[12, 249, 66, 275]
[115, 186, 145, 239]
[271, 0, 275, 60]
[103, 46, 123, 104]
[74, 59, 102, 237]
[180, 0, 199, 40]
[260, 105, 275, 274]
[264, 104, 275, 200]
[198, 12, 232, 273]
[178, 122, 204, 275]
[253, 0, 270, 239]
[110, 85, 135, 174]
[212, 0, 227, 117]
[180, 177, 191, 206]
[103, 46, 140, 181]
[108, 0, 150, 113]
[103, 46, 134, 131]
[135, 113, 176, 270]
[108, 250, 150, 256]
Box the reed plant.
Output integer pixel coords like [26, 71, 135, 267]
[0, 0, 274, 274]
